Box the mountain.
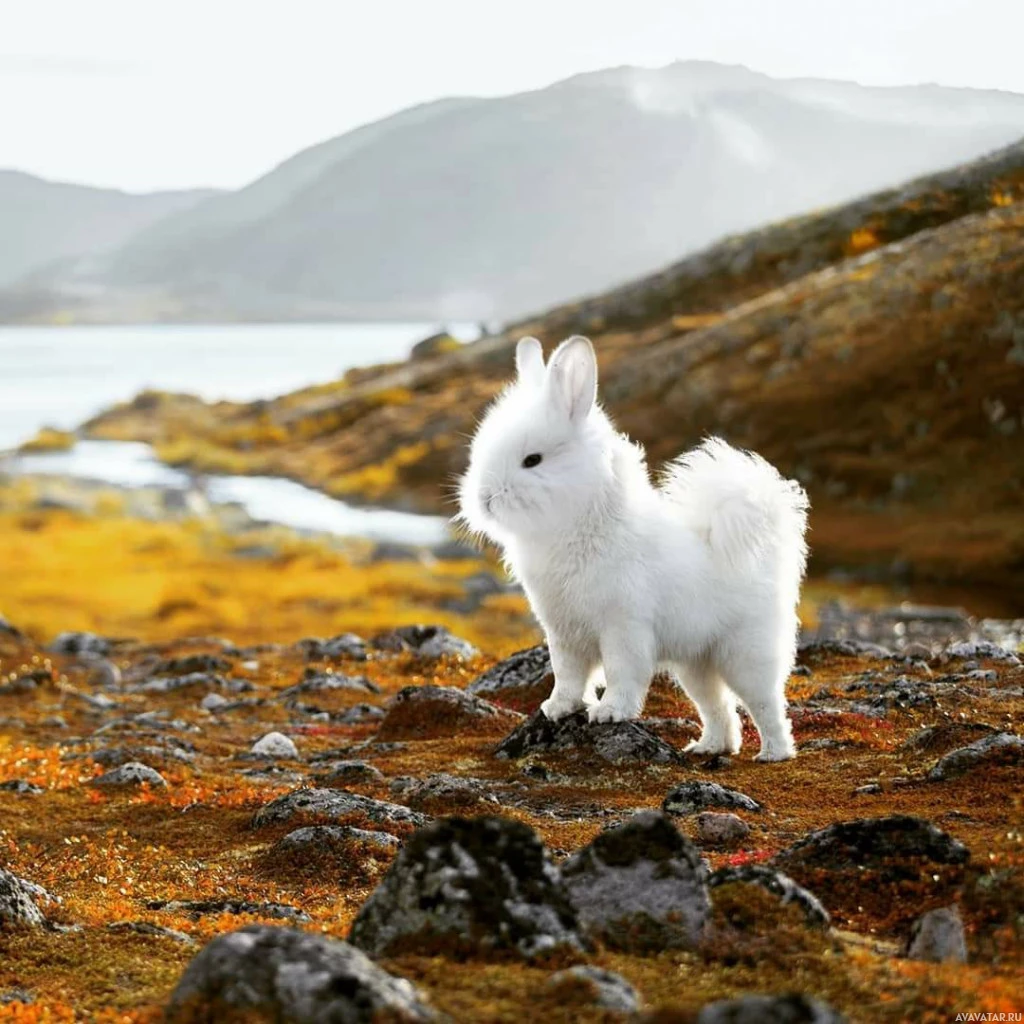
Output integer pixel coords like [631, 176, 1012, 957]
[85, 140, 1024, 595]
[6, 62, 1024, 323]
[0, 170, 217, 290]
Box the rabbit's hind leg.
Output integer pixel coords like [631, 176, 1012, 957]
[716, 644, 795, 761]
[675, 661, 742, 755]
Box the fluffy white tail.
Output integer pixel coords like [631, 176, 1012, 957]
[660, 437, 809, 575]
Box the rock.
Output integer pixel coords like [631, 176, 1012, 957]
[927, 732, 1024, 781]
[0, 988, 34, 1005]
[560, 810, 710, 951]
[0, 869, 46, 929]
[165, 925, 436, 1022]
[89, 762, 168, 788]
[774, 816, 969, 874]
[311, 760, 385, 786]
[708, 866, 830, 927]
[370, 624, 479, 661]
[251, 787, 429, 829]
[146, 899, 309, 922]
[905, 905, 968, 962]
[107, 921, 196, 944]
[296, 634, 368, 661]
[0, 780, 43, 795]
[901, 721, 999, 753]
[200, 692, 229, 712]
[48, 631, 110, 657]
[349, 815, 585, 959]
[85, 742, 195, 769]
[696, 993, 846, 1023]
[663, 781, 762, 816]
[377, 685, 521, 740]
[272, 825, 401, 858]
[149, 654, 233, 676]
[280, 670, 380, 699]
[495, 710, 680, 765]
[943, 640, 1021, 664]
[389, 773, 502, 813]
[853, 783, 882, 795]
[797, 639, 893, 663]
[250, 732, 299, 759]
[467, 644, 553, 710]
[410, 330, 460, 360]
[545, 965, 641, 1012]
[696, 812, 751, 847]
[133, 671, 245, 695]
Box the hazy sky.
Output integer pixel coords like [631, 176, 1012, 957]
[5, 0, 1024, 193]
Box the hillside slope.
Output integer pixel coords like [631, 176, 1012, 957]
[11, 62, 1024, 323]
[0, 170, 216, 289]
[85, 141, 1024, 593]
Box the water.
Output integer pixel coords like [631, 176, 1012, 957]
[0, 322, 466, 451]
[0, 323, 466, 543]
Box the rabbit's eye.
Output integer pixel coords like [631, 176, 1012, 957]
[522, 453, 543, 469]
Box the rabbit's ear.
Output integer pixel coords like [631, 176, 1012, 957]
[546, 335, 597, 422]
[515, 336, 545, 387]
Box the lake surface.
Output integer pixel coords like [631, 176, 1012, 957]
[0, 323, 467, 543]
[0, 322, 469, 451]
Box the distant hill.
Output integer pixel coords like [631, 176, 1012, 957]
[0, 170, 216, 290]
[85, 141, 1024, 595]
[5, 62, 1024, 323]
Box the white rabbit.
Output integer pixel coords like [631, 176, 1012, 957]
[458, 335, 809, 761]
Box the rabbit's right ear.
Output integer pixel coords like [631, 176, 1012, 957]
[515, 337, 545, 388]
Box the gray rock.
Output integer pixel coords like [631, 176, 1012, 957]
[378, 685, 520, 739]
[0, 988, 34, 1005]
[296, 634, 368, 661]
[0, 780, 43, 795]
[251, 731, 299, 759]
[106, 921, 196, 945]
[146, 899, 309, 922]
[389, 773, 502, 812]
[89, 762, 168, 788]
[905, 905, 968, 962]
[272, 825, 401, 857]
[697, 993, 847, 1023]
[696, 812, 751, 847]
[165, 925, 436, 1022]
[311, 760, 385, 786]
[545, 965, 641, 1012]
[0, 869, 46, 929]
[561, 810, 710, 952]
[944, 640, 1020, 664]
[495, 710, 680, 765]
[371, 624, 479, 660]
[467, 644, 552, 702]
[773, 816, 969, 875]
[797, 639, 893, 662]
[200, 692, 229, 712]
[48, 631, 110, 657]
[133, 671, 243, 695]
[708, 865, 830, 927]
[280, 670, 380, 699]
[663, 781, 762, 816]
[349, 815, 585, 959]
[149, 654, 233, 676]
[251, 787, 429, 829]
[927, 732, 1024, 781]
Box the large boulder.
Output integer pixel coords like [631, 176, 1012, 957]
[349, 816, 585, 959]
[696, 993, 847, 1023]
[560, 811, 710, 952]
[164, 925, 436, 1022]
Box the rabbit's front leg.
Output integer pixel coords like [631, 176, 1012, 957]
[589, 625, 656, 723]
[539, 636, 592, 721]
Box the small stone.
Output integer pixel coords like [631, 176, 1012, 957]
[560, 810, 710, 952]
[0, 869, 46, 929]
[545, 965, 641, 1012]
[905, 905, 968, 962]
[272, 825, 401, 858]
[696, 993, 846, 1023]
[311, 760, 385, 785]
[106, 921, 196, 945]
[48, 631, 110, 657]
[165, 925, 436, 1022]
[927, 732, 1024, 781]
[370, 624, 479, 660]
[696, 812, 751, 847]
[377, 685, 521, 740]
[944, 640, 1020, 664]
[251, 787, 429, 829]
[0, 780, 44, 795]
[250, 732, 299, 759]
[200, 692, 229, 712]
[390, 773, 502, 813]
[89, 762, 168, 788]
[467, 644, 553, 710]
[349, 815, 585, 959]
[663, 780, 762, 816]
[854, 783, 882, 795]
[279, 670, 380, 699]
[146, 899, 309, 923]
[296, 633, 368, 660]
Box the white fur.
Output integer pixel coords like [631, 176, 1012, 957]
[457, 336, 809, 761]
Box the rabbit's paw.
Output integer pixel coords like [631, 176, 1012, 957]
[684, 737, 740, 756]
[753, 740, 796, 762]
[539, 692, 586, 721]
[586, 696, 640, 724]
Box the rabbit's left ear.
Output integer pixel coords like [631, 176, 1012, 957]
[546, 335, 597, 422]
